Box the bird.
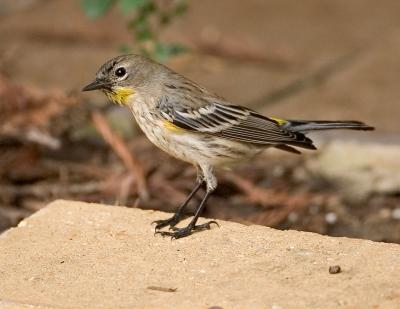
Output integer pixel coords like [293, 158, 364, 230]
[83, 54, 374, 239]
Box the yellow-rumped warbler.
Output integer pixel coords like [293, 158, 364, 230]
[83, 54, 374, 238]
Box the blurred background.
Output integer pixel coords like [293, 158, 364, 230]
[0, 0, 399, 241]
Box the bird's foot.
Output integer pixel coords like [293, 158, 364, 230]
[155, 220, 219, 239]
[152, 214, 182, 231]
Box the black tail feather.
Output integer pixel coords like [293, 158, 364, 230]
[274, 119, 373, 154]
[283, 120, 374, 132]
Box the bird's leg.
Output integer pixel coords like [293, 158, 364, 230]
[156, 165, 218, 239]
[153, 179, 204, 230]
[156, 189, 218, 238]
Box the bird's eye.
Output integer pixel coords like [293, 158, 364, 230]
[115, 67, 126, 77]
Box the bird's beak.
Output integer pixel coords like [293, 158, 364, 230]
[82, 79, 107, 92]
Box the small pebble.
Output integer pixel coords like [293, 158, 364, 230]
[329, 265, 341, 274]
[325, 212, 337, 224]
[391, 208, 400, 220]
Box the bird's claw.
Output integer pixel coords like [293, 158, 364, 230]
[195, 220, 219, 230]
[155, 220, 219, 239]
[152, 216, 180, 231]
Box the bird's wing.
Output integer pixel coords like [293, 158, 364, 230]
[156, 95, 315, 149]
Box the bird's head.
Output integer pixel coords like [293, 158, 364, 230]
[82, 54, 160, 105]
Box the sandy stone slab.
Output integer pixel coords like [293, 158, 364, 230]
[0, 200, 399, 309]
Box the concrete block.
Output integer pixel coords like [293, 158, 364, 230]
[0, 200, 399, 308]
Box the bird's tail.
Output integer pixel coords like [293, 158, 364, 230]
[279, 120, 374, 133]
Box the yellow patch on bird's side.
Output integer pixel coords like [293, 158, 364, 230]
[163, 120, 185, 133]
[270, 117, 287, 126]
[106, 87, 135, 105]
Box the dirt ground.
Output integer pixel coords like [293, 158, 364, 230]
[0, 1, 399, 242]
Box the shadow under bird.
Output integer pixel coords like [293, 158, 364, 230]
[83, 54, 374, 239]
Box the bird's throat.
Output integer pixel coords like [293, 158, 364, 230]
[106, 87, 135, 105]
